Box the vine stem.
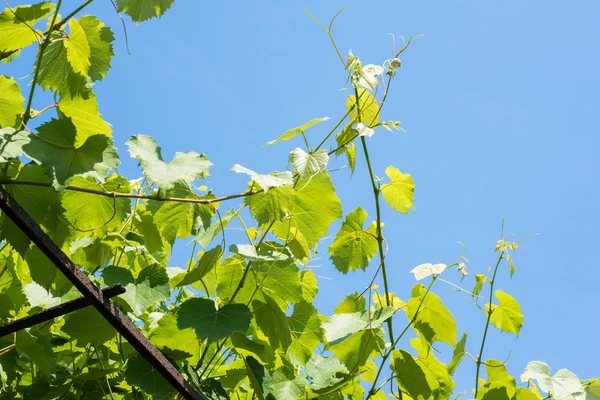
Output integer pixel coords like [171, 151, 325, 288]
[366, 275, 437, 399]
[353, 85, 395, 345]
[0, 179, 263, 205]
[21, 0, 63, 127]
[474, 251, 505, 398]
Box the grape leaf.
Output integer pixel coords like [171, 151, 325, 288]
[147, 182, 195, 246]
[117, 0, 175, 23]
[391, 349, 432, 400]
[102, 263, 170, 316]
[407, 283, 457, 346]
[448, 333, 467, 376]
[288, 301, 324, 364]
[79, 15, 115, 82]
[289, 148, 329, 180]
[23, 118, 119, 190]
[380, 166, 415, 214]
[177, 298, 252, 343]
[126, 134, 212, 192]
[328, 206, 378, 274]
[411, 337, 455, 400]
[0, 75, 24, 128]
[0, 128, 30, 161]
[64, 19, 91, 76]
[194, 207, 238, 249]
[346, 88, 379, 127]
[176, 245, 222, 287]
[125, 354, 174, 400]
[330, 327, 385, 370]
[231, 164, 292, 192]
[306, 354, 348, 390]
[521, 361, 584, 400]
[0, 2, 54, 52]
[252, 294, 291, 351]
[23, 282, 61, 308]
[323, 307, 396, 345]
[265, 116, 329, 146]
[149, 314, 199, 360]
[58, 93, 112, 147]
[486, 290, 524, 336]
[410, 263, 448, 281]
[62, 307, 116, 345]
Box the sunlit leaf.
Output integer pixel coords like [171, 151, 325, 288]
[117, 0, 175, 22]
[329, 207, 378, 274]
[486, 290, 524, 336]
[64, 19, 91, 76]
[265, 116, 329, 146]
[0, 75, 24, 128]
[380, 166, 415, 214]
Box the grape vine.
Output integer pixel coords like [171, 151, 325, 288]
[0, 1, 597, 400]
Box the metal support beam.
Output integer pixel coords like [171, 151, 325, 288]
[0, 284, 125, 337]
[0, 186, 204, 400]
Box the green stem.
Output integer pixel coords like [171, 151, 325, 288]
[367, 276, 437, 399]
[312, 108, 353, 153]
[301, 131, 312, 153]
[353, 85, 395, 345]
[21, 0, 63, 127]
[474, 251, 505, 398]
[53, 0, 95, 30]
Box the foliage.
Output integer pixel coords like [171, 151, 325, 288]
[0, 2, 595, 399]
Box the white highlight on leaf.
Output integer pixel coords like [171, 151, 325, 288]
[231, 164, 293, 192]
[410, 263, 448, 281]
[358, 64, 384, 91]
[356, 123, 374, 138]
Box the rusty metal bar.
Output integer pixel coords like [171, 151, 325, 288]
[0, 284, 125, 337]
[0, 186, 204, 400]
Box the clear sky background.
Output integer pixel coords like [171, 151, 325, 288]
[6, 0, 600, 393]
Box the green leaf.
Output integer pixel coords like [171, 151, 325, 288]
[520, 361, 584, 400]
[176, 245, 222, 287]
[583, 380, 600, 400]
[323, 307, 396, 345]
[411, 337, 455, 400]
[23, 282, 61, 308]
[288, 301, 324, 364]
[147, 181, 196, 246]
[178, 298, 252, 343]
[346, 88, 379, 127]
[64, 19, 91, 76]
[62, 307, 116, 345]
[407, 283, 457, 346]
[58, 93, 111, 147]
[247, 184, 295, 226]
[15, 329, 57, 374]
[231, 331, 276, 367]
[252, 294, 291, 351]
[24, 246, 56, 291]
[0, 2, 54, 52]
[270, 172, 342, 249]
[149, 314, 199, 360]
[231, 164, 293, 192]
[265, 117, 329, 146]
[473, 274, 487, 297]
[125, 354, 174, 400]
[243, 355, 270, 400]
[380, 166, 415, 214]
[391, 349, 432, 400]
[305, 354, 348, 391]
[486, 290, 524, 336]
[448, 333, 467, 376]
[194, 207, 238, 249]
[479, 387, 510, 400]
[482, 359, 516, 398]
[269, 368, 306, 400]
[78, 15, 115, 82]
[514, 388, 541, 400]
[0, 75, 24, 127]
[330, 328, 385, 370]
[0, 128, 30, 160]
[117, 0, 175, 23]
[289, 148, 329, 180]
[126, 134, 212, 192]
[410, 263, 447, 281]
[328, 206, 378, 274]
[24, 118, 119, 190]
[102, 263, 170, 316]
[62, 176, 130, 234]
[300, 269, 318, 302]
[334, 292, 366, 314]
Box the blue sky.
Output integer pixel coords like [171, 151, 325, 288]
[6, 0, 600, 393]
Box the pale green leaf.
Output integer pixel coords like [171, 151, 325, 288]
[305, 354, 348, 391]
[323, 306, 396, 345]
[147, 181, 195, 246]
[410, 263, 447, 281]
[149, 314, 199, 361]
[269, 368, 307, 400]
[78, 15, 115, 81]
[127, 134, 212, 192]
[411, 337, 455, 400]
[380, 166, 415, 214]
[582, 380, 600, 400]
[177, 298, 252, 343]
[194, 208, 238, 249]
[0, 75, 24, 127]
[288, 300, 324, 364]
[486, 290, 524, 336]
[521, 361, 584, 400]
[64, 19, 91, 75]
[231, 164, 292, 192]
[289, 148, 329, 180]
[176, 245, 222, 287]
[23, 282, 61, 308]
[448, 333, 467, 376]
[265, 117, 329, 146]
[334, 292, 366, 314]
[117, 0, 175, 23]
[58, 93, 111, 147]
[330, 328, 385, 369]
[329, 207, 378, 274]
[0, 128, 30, 161]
